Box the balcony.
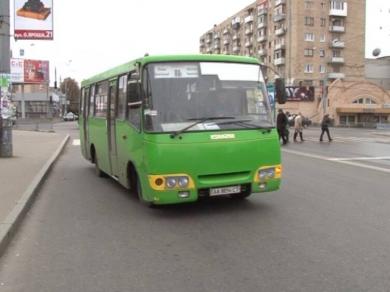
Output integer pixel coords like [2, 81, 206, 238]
[214, 33, 220, 40]
[223, 28, 229, 35]
[205, 38, 212, 44]
[222, 49, 229, 55]
[206, 47, 212, 53]
[275, 27, 286, 36]
[257, 35, 267, 42]
[329, 25, 345, 33]
[258, 48, 267, 56]
[273, 14, 286, 22]
[245, 27, 253, 35]
[214, 43, 220, 49]
[328, 72, 345, 79]
[244, 15, 254, 23]
[258, 22, 267, 29]
[275, 43, 285, 50]
[245, 40, 253, 47]
[329, 3, 348, 17]
[232, 34, 239, 41]
[232, 17, 241, 30]
[258, 8, 268, 15]
[274, 57, 286, 66]
[330, 40, 345, 48]
[275, 0, 286, 7]
[233, 46, 240, 52]
[328, 57, 345, 64]
[223, 39, 229, 45]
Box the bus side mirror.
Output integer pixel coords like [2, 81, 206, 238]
[275, 78, 287, 104]
[128, 82, 142, 108]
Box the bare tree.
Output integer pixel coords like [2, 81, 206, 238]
[60, 77, 80, 114]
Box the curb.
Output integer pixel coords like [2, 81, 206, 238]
[0, 134, 70, 258]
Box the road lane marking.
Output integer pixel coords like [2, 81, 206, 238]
[72, 139, 80, 146]
[282, 149, 390, 174]
[328, 156, 390, 161]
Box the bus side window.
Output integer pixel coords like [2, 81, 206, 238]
[80, 88, 85, 114]
[89, 85, 95, 117]
[117, 75, 127, 120]
[127, 71, 141, 130]
[95, 81, 109, 118]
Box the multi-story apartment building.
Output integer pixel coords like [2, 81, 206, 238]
[199, 0, 390, 126]
[200, 0, 365, 85]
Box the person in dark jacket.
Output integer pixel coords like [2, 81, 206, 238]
[276, 109, 288, 145]
[320, 114, 333, 142]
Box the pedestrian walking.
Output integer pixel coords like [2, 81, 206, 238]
[320, 114, 333, 142]
[293, 112, 304, 142]
[276, 109, 288, 145]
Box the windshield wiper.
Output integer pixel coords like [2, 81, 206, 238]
[217, 119, 274, 131]
[170, 116, 235, 138]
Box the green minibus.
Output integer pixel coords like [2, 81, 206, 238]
[79, 54, 285, 206]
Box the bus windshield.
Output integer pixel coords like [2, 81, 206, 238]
[143, 62, 273, 133]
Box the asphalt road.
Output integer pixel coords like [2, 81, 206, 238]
[1, 123, 390, 292]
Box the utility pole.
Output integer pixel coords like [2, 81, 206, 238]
[0, 0, 13, 157]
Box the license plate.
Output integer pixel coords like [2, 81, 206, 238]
[210, 185, 241, 196]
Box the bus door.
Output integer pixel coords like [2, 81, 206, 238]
[81, 87, 90, 158]
[108, 80, 118, 176]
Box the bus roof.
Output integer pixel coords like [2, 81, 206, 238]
[81, 54, 260, 87]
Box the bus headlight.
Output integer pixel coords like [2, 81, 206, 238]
[166, 177, 178, 188]
[148, 174, 194, 191]
[254, 165, 282, 182]
[177, 176, 189, 188]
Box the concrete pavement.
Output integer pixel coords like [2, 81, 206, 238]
[0, 129, 69, 257]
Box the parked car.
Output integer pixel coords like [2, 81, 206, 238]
[63, 112, 78, 121]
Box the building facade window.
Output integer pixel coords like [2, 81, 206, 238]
[304, 33, 315, 41]
[304, 1, 313, 9]
[319, 65, 326, 73]
[320, 34, 326, 42]
[305, 16, 314, 26]
[304, 64, 314, 73]
[330, 0, 346, 10]
[304, 48, 314, 56]
[352, 97, 377, 104]
[320, 18, 326, 27]
[319, 49, 325, 57]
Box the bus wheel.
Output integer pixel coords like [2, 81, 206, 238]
[94, 154, 105, 178]
[136, 175, 157, 208]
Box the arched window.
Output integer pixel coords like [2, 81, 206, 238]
[352, 97, 377, 105]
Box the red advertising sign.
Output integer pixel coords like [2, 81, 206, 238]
[22, 59, 50, 84]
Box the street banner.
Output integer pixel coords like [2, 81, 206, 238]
[10, 59, 24, 83]
[10, 58, 50, 84]
[14, 0, 53, 40]
[0, 73, 11, 88]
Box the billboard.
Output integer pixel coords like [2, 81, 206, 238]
[285, 86, 315, 102]
[10, 58, 50, 84]
[14, 0, 53, 40]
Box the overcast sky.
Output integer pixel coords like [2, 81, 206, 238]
[9, 0, 390, 85]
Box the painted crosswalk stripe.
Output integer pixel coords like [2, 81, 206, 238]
[283, 149, 390, 174]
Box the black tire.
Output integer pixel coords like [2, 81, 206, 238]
[136, 175, 158, 208]
[94, 153, 105, 178]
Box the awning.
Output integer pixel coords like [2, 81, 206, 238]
[336, 107, 390, 114]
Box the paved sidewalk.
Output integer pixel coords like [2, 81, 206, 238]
[0, 130, 69, 255]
